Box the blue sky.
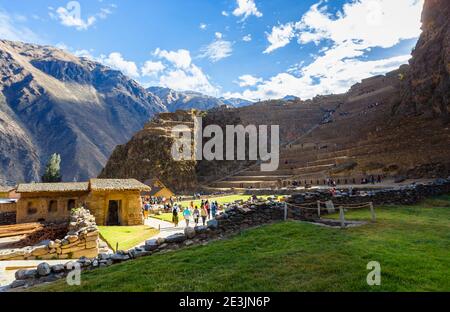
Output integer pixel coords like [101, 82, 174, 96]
[0, 0, 424, 100]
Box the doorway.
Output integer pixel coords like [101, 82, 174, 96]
[107, 200, 121, 225]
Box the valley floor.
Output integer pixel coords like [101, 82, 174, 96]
[32, 196, 450, 292]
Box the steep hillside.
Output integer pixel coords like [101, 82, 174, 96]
[0, 40, 166, 183]
[98, 111, 198, 191]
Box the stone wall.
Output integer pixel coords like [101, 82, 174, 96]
[0, 208, 99, 261]
[288, 179, 450, 209]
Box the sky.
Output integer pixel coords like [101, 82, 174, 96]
[0, 0, 424, 101]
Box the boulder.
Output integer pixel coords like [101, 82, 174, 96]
[37, 262, 51, 277]
[184, 227, 196, 239]
[194, 226, 208, 234]
[207, 219, 219, 230]
[10, 280, 27, 289]
[165, 233, 187, 244]
[145, 239, 159, 251]
[15, 269, 28, 280]
[110, 253, 130, 262]
[157, 237, 166, 245]
[51, 264, 66, 274]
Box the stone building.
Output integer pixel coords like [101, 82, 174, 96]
[15, 179, 150, 226]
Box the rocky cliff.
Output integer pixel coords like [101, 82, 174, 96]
[0, 40, 166, 184]
[397, 0, 450, 123]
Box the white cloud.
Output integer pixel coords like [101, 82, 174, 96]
[264, 23, 295, 54]
[236, 74, 262, 87]
[222, 11, 229, 17]
[141, 61, 165, 76]
[215, 32, 223, 39]
[232, 0, 423, 101]
[150, 49, 218, 95]
[233, 0, 263, 20]
[52, 3, 114, 31]
[242, 34, 252, 42]
[0, 9, 40, 43]
[99, 52, 140, 78]
[199, 23, 207, 30]
[153, 48, 192, 69]
[199, 38, 233, 62]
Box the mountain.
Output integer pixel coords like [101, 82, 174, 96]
[147, 86, 226, 112]
[0, 40, 166, 184]
[219, 97, 254, 108]
[281, 95, 300, 102]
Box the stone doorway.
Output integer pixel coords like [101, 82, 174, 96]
[107, 200, 121, 226]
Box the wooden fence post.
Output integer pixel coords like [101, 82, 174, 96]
[369, 202, 376, 222]
[284, 203, 288, 221]
[317, 201, 321, 219]
[339, 206, 346, 229]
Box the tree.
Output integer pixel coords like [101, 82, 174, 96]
[42, 153, 62, 183]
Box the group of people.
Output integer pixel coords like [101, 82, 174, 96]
[172, 200, 220, 228]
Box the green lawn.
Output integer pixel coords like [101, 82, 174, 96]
[34, 195, 450, 292]
[151, 213, 184, 223]
[98, 226, 159, 252]
[178, 194, 279, 208]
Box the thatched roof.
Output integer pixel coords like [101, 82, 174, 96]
[16, 182, 89, 193]
[0, 185, 14, 193]
[89, 179, 150, 191]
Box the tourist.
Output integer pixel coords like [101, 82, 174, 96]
[201, 205, 208, 226]
[211, 202, 217, 219]
[193, 206, 200, 225]
[172, 206, 179, 227]
[183, 207, 191, 227]
[205, 200, 210, 219]
[144, 202, 150, 219]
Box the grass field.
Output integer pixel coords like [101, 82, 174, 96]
[98, 226, 159, 251]
[151, 213, 184, 223]
[178, 194, 278, 208]
[34, 195, 450, 292]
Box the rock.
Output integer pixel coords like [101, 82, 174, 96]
[15, 269, 28, 280]
[51, 264, 65, 273]
[110, 253, 130, 262]
[23, 269, 38, 279]
[184, 227, 196, 239]
[156, 237, 166, 245]
[10, 280, 27, 289]
[194, 225, 208, 234]
[37, 262, 51, 276]
[66, 235, 79, 243]
[207, 219, 219, 230]
[165, 233, 187, 244]
[31, 245, 49, 257]
[184, 240, 194, 246]
[145, 239, 159, 251]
